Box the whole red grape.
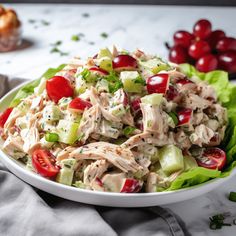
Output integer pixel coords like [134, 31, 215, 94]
[173, 30, 194, 48]
[169, 45, 188, 64]
[216, 37, 236, 52]
[188, 40, 211, 59]
[196, 54, 218, 72]
[218, 51, 236, 73]
[207, 30, 226, 49]
[193, 19, 212, 39]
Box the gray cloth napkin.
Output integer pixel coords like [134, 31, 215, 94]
[0, 76, 188, 236]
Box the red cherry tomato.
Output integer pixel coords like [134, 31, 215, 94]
[196, 54, 218, 72]
[207, 30, 226, 49]
[147, 73, 170, 94]
[46, 76, 74, 103]
[32, 149, 60, 178]
[113, 55, 138, 71]
[0, 107, 13, 128]
[169, 45, 189, 64]
[173, 30, 194, 48]
[188, 40, 211, 59]
[177, 108, 192, 126]
[120, 178, 141, 193]
[216, 37, 236, 52]
[193, 19, 212, 39]
[218, 51, 236, 73]
[196, 148, 226, 170]
[89, 66, 109, 76]
[69, 97, 92, 112]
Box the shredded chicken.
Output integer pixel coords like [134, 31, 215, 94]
[78, 104, 101, 143]
[69, 142, 146, 174]
[83, 159, 109, 190]
[140, 103, 168, 134]
[190, 124, 215, 147]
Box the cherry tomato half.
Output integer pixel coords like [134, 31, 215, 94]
[196, 148, 226, 170]
[0, 107, 13, 128]
[46, 76, 74, 103]
[32, 149, 60, 178]
[69, 97, 92, 112]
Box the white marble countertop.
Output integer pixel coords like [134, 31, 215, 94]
[1, 3, 236, 236]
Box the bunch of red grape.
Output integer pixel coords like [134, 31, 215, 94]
[167, 19, 236, 73]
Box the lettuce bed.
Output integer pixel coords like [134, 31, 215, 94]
[9, 63, 236, 192]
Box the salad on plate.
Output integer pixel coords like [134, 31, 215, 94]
[1, 46, 236, 193]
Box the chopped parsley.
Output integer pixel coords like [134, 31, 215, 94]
[134, 76, 146, 86]
[41, 20, 50, 26]
[123, 126, 136, 137]
[104, 72, 123, 93]
[168, 111, 178, 126]
[80, 68, 92, 81]
[71, 35, 80, 42]
[50, 41, 62, 47]
[50, 47, 68, 56]
[229, 192, 236, 202]
[209, 213, 232, 230]
[100, 32, 108, 38]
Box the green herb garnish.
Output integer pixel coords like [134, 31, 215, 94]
[50, 47, 68, 56]
[123, 126, 136, 137]
[168, 111, 178, 126]
[229, 192, 236, 202]
[80, 68, 92, 81]
[100, 32, 108, 38]
[134, 76, 146, 86]
[209, 213, 232, 230]
[51, 41, 62, 47]
[105, 72, 123, 93]
[41, 20, 50, 26]
[71, 35, 80, 42]
[45, 133, 59, 142]
[28, 19, 36, 24]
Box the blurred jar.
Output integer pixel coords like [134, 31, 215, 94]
[0, 5, 22, 52]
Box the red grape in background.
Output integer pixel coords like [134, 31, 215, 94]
[196, 54, 218, 72]
[193, 19, 212, 39]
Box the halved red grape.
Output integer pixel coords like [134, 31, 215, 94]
[169, 45, 188, 64]
[69, 97, 92, 112]
[216, 37, 236, 52]
[120, 178, 142, 193]
[193, 19, 212, 39]
[207, 30, 226, 49]
[113, 55, 138, 71]
[147, 73, 170, 94]
[176, 78, 194, 86]
[173, 30, 194, 48]
[166, 85, 179, 101]
[89, 66, 109, 76]
[188, 40, 211, 59]
[177, 108, 192, 126]
[196, 54, 218, 72]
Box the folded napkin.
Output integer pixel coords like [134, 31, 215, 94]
[0, 76, 188, 236]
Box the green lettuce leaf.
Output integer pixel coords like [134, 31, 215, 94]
[166, 64, 236, 191]
[168, 167, 221, 191]
[10, 64, 66, 107]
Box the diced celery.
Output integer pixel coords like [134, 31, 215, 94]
[97, 47, 113, 59]
[56, 158, 77, 186]
[141, 93, 163, 106]
[184, 155, 198, 171]
[120, 71, 143, 93]
[110, 104, 126, 117]
[140, 58, 170, 74]
[75, 76, 94, 95]
[56, 120, 79, 144]
[58, 97, 72, 110]
[17, 101, 30, 114]
[96, 79, 109, 93]
[159, 145, 184, 175]
[98, 56, 113, 72]
[43, 105, 62, 121]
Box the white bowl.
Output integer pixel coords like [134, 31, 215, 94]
[1, 80, 235, 207]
